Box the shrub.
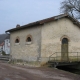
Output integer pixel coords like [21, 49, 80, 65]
[2, 51, 6, 55]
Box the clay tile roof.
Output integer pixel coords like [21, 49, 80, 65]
[6, 13, 80, 32]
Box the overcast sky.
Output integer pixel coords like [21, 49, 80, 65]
[0, 0, 63, 34]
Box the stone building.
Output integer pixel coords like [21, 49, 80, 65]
[6, 13, 80, 63]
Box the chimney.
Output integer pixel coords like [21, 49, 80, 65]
[16, 24, 20, 28]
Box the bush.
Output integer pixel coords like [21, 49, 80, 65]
[2, 51, 6, 55]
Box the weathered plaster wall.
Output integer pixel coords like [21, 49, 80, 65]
[41, 18, 80, 62]
[10, 18, 80, 63]
[10, 26, 42, 61]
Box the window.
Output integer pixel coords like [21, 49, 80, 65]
[15, 37, 20, 44]
[27, 37, 31, 42]
[15, 39, 19, 43]
[62, 38, 68, 44]
[9, 40, 10, 43]
[26, 35, 32, 44]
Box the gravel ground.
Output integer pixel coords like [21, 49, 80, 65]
[0, 62, 80, 80]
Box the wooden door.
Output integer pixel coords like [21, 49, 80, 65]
[61, 38, 68, 61]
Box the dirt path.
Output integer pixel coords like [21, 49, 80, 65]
[0, 63, 80, 80]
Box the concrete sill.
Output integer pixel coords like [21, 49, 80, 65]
[26, 42, 32, 45]
[15, 43, 20, 45]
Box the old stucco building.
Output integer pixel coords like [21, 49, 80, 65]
[6, 13, 80, 63]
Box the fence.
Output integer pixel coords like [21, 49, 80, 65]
[49, 52, 80, 62]
[0, 55, 11, 62]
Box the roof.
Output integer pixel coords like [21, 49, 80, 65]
[0, 42, 4, 46]
[6, 13, 80, 32]
[0, 34, 10, 45]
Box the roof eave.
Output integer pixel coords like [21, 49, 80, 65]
[6, 13, 80, 32]
[6, 22, 42, 32]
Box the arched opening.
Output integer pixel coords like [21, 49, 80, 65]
[26, 35, 32, 44]
[15, 38, 20, 43]
[62, 38, 68, 44]
[61, 38, 68, 61]
[27, 37, 31, 42]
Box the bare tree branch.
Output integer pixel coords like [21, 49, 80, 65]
[60, 0, 80, 20]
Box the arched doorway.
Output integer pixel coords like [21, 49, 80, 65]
[61, 38, 68, 61]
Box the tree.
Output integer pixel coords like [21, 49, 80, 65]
[60, 0, 80, 20]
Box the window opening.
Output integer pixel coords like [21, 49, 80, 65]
[27, 37, 31, 42]
[15, 39, 19, 43]
[62, 38, 68, 44]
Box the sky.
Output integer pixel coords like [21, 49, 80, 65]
[0, 0, 63, 34]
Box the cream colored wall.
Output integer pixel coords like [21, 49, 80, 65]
[10, 18, 80, 62]
[10, 26, 42, 61]
[41, 18, 80, 62]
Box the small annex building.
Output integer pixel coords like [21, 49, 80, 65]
[6, 13, 80, 63]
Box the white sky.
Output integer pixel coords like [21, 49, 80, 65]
[0, 0, 63, 34]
